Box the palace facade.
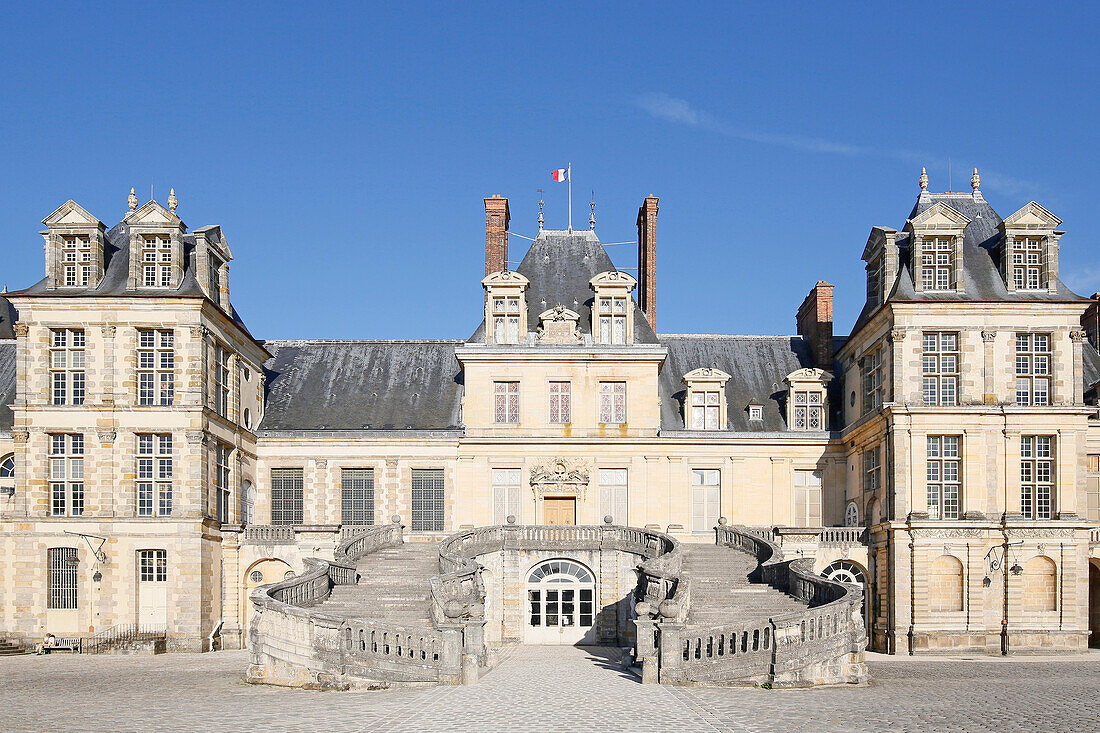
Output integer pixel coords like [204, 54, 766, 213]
[1, 173, 1099, 655]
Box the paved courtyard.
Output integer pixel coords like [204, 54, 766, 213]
[2, 646, 1099, 732]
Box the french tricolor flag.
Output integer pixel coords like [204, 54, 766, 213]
[551, 168, 568, 182]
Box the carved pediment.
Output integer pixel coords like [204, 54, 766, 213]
[537, 305, 582, 344]
[482, 270, 529, 288]
[530, 458, 591, 498]
[43, 200, 104, 230]
[784, 367, 834, 385]
[589, 270, 637, 289]
[125, 200, 183, 229]
[682, 367, 732, 385]
[1002, 201, 1062, 230]
[907, 201, 971, 230]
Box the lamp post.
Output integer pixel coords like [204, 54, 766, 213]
[983, 535, 1024, 656]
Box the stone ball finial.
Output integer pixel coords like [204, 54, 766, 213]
[971, 167, 981, 191]
[634, 601, 652, 617]
[718, 516, 728, 526]
[506, 514, 516, 525]
[167, 188, 178, 212]
[127, 187, 138, 211]
[443, 600, 466, 618]
[658, 599, 680, 619]
[919, 167, 929, 191]
[391, 514, 401, 524]
[604, 515, 614, 525]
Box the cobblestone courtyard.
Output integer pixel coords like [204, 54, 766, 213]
[2, 646, 1098, 732]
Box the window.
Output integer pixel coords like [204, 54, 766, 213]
[691, 469, 720, 532]
[138, 329, 175, 406]
[597, 296, 628, 345]
[50, 329, 85, 406]
[748, 404, 763, 421]
[691, 390, 721, 430]
[844, 501, 860, 527]
[926, 436, 961, 520]
[1011, 237, 1044, 290]
[141, 234, 172, 288]
[0, 454, 13, 479]
[136, 434, 173, 517]
[921, 237, 954, 290]
[491, 296, 521, 344]
[863, 445, 881, 495]
[341, 468, 375, 525]
[599, 382, 626, 424]
[548, 381, 571, 424]
[493, 381, 520, 424]
[214, 344, 231, 418]
[209, 253, 223, 301]
[1020, 436, 1054, 520]
[61, 235, 92, 287]
[599, 469, 628, 525]
[138, 549, 168, 582]
[491, 468, 521, 525]
[214, 444, 231, 523]
[861, 346, 882, 416]
[49, 433, 84, 516]
[47, 548, 78, 609]
[793, 470, 822, 526]
[791, 390, 824, 430]
[867, 255, 883, 304]
[240, 481, 255, 526]
[271, 468, 304, 525]
[922, 332, 958, 406]
[411, 468, 444, 532]
[1015, 334, 1050, 406]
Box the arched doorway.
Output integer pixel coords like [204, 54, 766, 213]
[822, 559, 870, 646]
[524, 559, 596, 645]
[1089, 560, 1100, 648]
[242, 558, 293, 645]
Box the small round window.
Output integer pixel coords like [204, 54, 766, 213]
[249, 570, 264, 583]
[284, 571, 295, 580]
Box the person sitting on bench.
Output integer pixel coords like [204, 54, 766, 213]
[34, 633, 56, 655]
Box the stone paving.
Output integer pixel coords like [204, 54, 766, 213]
[2, 646, 1099, 732]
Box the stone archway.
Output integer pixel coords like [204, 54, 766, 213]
[822, 559, 870, 647]
[242, 558, 293, 647]
[1089, 559, 1100, 648]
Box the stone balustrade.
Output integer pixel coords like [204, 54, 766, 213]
[242, 525, 296, 544]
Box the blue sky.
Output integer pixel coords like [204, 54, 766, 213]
[2, 2, 1098, 339]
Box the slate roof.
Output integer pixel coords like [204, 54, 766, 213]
[0, 296, 15, 340]
[658, 335, 840, 432]
[260, 340, 464, 431]
[1084, 341, 1100, 395]
[0, 340, 15, 431]
[469, 229, 659, 344]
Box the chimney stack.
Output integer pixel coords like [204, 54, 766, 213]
[797, 281, 835, 369]
[637, 195, 659, 331]
[484, 195, 510, 276]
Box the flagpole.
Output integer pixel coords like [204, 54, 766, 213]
[567, 162, 572, 232]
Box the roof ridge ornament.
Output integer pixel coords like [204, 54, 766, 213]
[128, 187, 138, 211]
[589, 191, 596, 230]
[537, 189, 545, 231]
[919, 167, 929, 191]
[167, 188, 178, 212]
[971, 167, 981, 191]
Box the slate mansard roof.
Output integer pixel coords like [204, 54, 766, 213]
[0, 340, 14, 431]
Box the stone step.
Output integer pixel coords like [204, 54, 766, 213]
[680, 544, 809, 630]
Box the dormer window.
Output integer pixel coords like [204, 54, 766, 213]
[492, 296, 521, 343]
[867, 254, 883, 304]
[906, 202, 969, 294]
[142, 235, 173, 287]
[42, 200, 106, 291]
[921, 236, 954, 290]
[597, 296, 628, 344]
[999, 202, 1062, 293]
[682, 368, 731, 431]
[784, 368, 833, 431]
[1011, 237, 1043, 290]
[62, 236, 92, 287]
[748, 403, 764, 422]
[210, 252, 224, 299]
[589, 271, 637, 346]
[482, 270, 529, 345]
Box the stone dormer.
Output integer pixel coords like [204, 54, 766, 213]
[861, 226, 897, 309]
[125, 200, 186, 290]
[783, 367, 833, 431]
[483, 270, 529, 345]
[589, 271, 636, 345]
[536, 305, 582, 345]
[682, 367, 731, 430]
[905, 201, 970, 293]
[41, 201, 106, 290]
[999, 202, 1063, 293]
[193, 225, 233, 312]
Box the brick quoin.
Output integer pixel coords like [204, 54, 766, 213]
[484, 195, 510, 276]
[637, 195, 658, 331]
[797, 281, 834, 369]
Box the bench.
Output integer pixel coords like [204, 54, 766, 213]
[43, 637, 81, 653]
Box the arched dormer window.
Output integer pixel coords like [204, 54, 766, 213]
[482, 270, 529, 345]
[589, 271, 636, 345]
[682, 368, 731, 430]
[784, 368, 833, 431]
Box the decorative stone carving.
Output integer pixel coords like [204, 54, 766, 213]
[13, 323, 28, 338]
[536, 305, 582, 345]
[315, 459, 328, 469]
[1006, 527, 1075, 538]
[529, 458, 590, 499]
[1070, 329, 1086, 343]
[10, 430, 29, 444]
[96, 429, 117, 444]
[102, 324, 116, 337]
[185, 430, 207, 446]
[889, 328, 908, 342]
[911, 528, 986, 539]
[981, 330, 997, 343]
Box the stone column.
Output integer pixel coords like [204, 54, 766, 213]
[186, 326, 208, 408]
[100, 324, 116, 406]
[656, 621, 684, 684]
[981, 330, 997, 404]
[94, 429, 118, 517]
[185, 431, 209, 519]
[1003, 429, 1022, 519]
[890, 328, 908, 404]
[1070, 330, 1086, 405]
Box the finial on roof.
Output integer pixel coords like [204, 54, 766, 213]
[128, 187, 138, 211]
[919, 167, 929, 191]
[537, 189, 544, 231]
[167, 188, 178, 212]
[1, 285, 6, 294]
[971, 167, 980, 191]
[589, 192, 596, 230]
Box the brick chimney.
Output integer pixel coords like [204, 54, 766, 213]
[484, 195, 510, 276]
[797, 281, 835, 369]
[637, 195, 659, 331]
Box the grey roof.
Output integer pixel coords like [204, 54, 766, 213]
[0, 340, 14, 431]
[1084, 341, 1100, 395]
[469, 229, 659, 344]
[260, 340, 464, 431]
[0, 296, 15, 340]
[658, 335, 839, 432]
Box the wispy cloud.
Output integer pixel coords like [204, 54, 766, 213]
[1061, 262, 1100, 296]
[635, 92, 1044, 197]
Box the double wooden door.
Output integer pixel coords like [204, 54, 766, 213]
[544, 497, 576, 526]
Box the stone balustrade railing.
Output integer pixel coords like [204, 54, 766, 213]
[1090, 527, 1100, 546]
[770, 525, 867, 547]
[242, 525, 296, 544]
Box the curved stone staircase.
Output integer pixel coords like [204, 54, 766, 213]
[681, 544, 806, 628]
[313, 544, 438, 626]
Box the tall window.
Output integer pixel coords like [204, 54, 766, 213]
[47, 548, 78, 609]
[491, 468, 521, 525]
[1015, 334, 1050, 406]
[599, 381, 626, 424]
[861, 346, 882, 416]
[1087, 454, 1100, 523]
[214, 444, 231, 523]
[1011, 237, 1044, 290]
[50, 329, 85, 406]
[921, 237, 954, 290]
[341, 468, 375, 525]
[209, 253, 223, 301]
[791, 390, 823, 430]
[214, 344, 231, 417]
[691, 469, 720, 533]
[136, 434, 173, 517]
[691, 390, 721, 430]
[863, 445, 881, 494]
[142, 234, 172, 288]
[411, 468, 444, 532]
[138, 549, 168, 582]
[926, 436, 961, 520]
[597, 296, 628, 345]
[599, 468, 628, 525]
[793, 470, 823, 526]
[138, 329, 174, 406]
[1020, 436, 1054, 520]
[548, 381, 571, 424]
[867, 255, 883, 304]
[61, 235, 92, 287]
[271, 468, 304, 525]
[493, 381, 520, 424]
[491, 296, 521, 344]
[49, 434, 84, 516]
[922, 332, 958, 406]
